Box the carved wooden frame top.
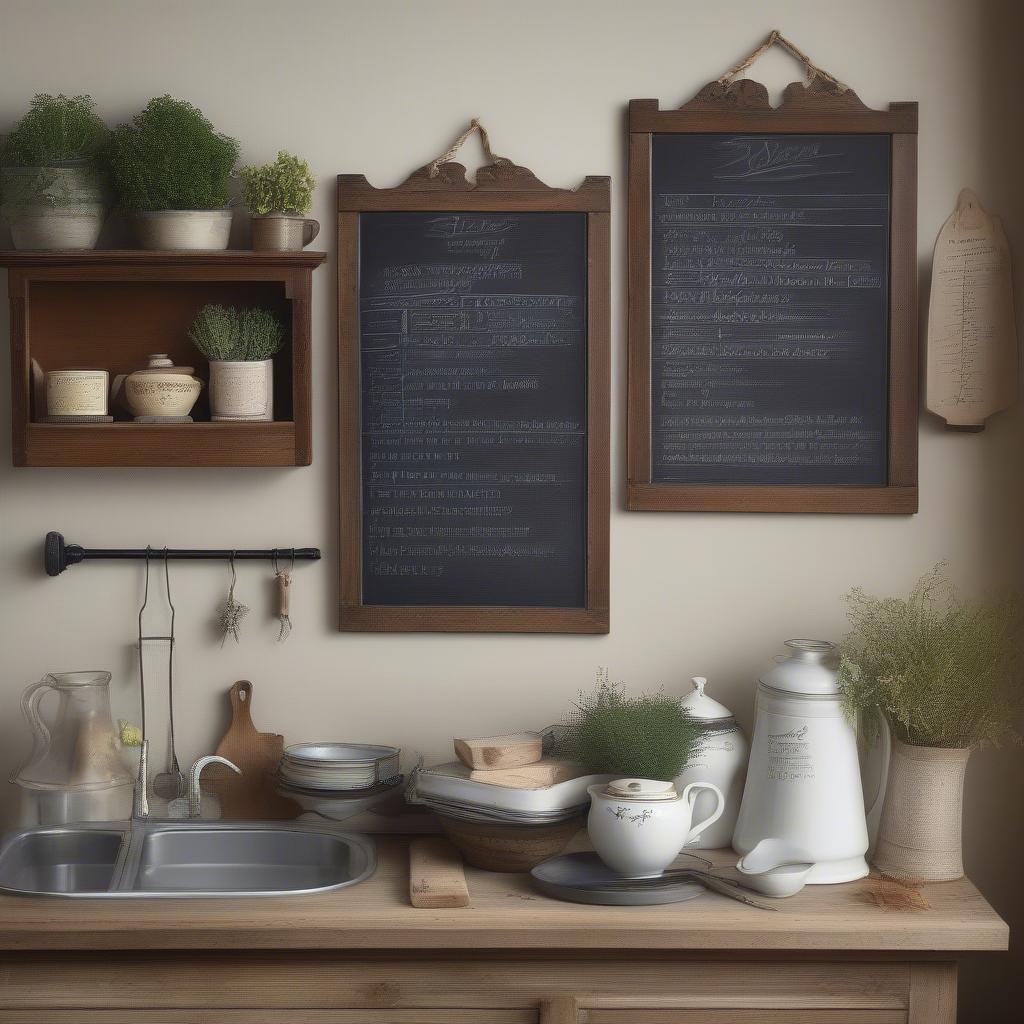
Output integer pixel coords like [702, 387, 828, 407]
[627, 78, 919, 514]
[337, 162, 610, 632]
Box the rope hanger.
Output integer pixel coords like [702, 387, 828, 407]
[427, 117, 511, 178]
[716, 30, 848, 92]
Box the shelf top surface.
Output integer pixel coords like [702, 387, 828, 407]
[0, 249, 327, 268]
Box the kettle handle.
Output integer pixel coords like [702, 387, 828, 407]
[681, 781, 726, 845]
[11, 676, 56, 783]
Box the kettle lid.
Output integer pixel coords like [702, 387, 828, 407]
[604, 778, 678, 800]
[760, 639, 840, 695]
[681, 676, 733, 720]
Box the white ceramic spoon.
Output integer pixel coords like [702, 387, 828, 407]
[736, 837, 815, 875]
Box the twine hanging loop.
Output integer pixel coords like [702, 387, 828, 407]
[716, 30, 848, 92]
[427, 118, 511, 178]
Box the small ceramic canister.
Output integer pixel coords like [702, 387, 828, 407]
[587, 777, 724, 879]
[46, 369, 109, 416]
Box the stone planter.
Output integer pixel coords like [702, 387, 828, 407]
[872, 739, 971, 882]
[1, 164, 107, 250]
[250, 213, 320, 252]
[208, 359, 274, 421]
[134, 209, 232, 250]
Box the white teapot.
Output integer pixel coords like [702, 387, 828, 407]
[587, 778, 724, 879]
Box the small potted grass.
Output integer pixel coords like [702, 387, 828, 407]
[240, 150, 319, 251]
[0, 93, 110, 249]
[107, 96, 239, 250]
[188, 304, 285, 421]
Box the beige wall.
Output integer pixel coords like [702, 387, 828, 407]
[1, 0, 1021, 1018]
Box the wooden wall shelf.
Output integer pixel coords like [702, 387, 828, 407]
[1, 250, 326, 467]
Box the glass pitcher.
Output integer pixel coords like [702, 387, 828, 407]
[11, 671, 135, 826]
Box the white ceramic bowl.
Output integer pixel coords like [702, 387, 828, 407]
[124, 372, 202, 418]
[735, 860, 814, 898]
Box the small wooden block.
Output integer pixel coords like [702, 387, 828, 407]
[469, 758, 584, 789]
[454, 731, 543, 770]
[409, 838, 470, 909]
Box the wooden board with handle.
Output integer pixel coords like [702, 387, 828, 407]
[206, 680, 300, 820]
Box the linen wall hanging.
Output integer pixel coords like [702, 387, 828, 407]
[627, 31, 919, 513]
[338, 121, 610, 632]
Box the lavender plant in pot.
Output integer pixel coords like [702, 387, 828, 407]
[240, 150, 318, 251]
[188, 304, 285, 421]
[0, 94, 110, 249]
[107, 96, 239, 250]
[839, 566, 1023, 882]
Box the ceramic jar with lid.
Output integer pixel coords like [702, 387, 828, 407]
[117, 353, 203, 420]
[673, 676, 749, 849]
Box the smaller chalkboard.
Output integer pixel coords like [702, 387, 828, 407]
[338, 158, 610, 633]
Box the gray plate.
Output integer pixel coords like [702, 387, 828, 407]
[530, 852, 704, 906]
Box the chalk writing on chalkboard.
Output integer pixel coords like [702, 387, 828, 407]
[359, 211, 587, 607]
[650, 133, 891, 486]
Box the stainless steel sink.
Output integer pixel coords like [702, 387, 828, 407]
[0, 820, 376, 898]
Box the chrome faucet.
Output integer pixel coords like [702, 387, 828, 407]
[188, 755, 241, 819]
[133, 740, 150, 819]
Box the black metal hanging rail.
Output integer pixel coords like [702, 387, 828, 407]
[45, 531, 321, 577]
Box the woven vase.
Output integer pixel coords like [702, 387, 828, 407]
[872, 738, 971, 882]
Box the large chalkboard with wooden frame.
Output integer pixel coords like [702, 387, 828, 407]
[627, 71, 919, 514]
[337, 152, 609, 632]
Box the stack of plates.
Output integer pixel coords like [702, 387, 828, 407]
[278, 743, 401, 792]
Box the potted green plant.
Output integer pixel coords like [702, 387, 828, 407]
[188, 304, 285, 421]
[839, 566, 1023, 881]
[239, 150, 318, 251]
[557, 672, 700, 780]
[107, 96, 239, 250]
[0, 94, 109, 249]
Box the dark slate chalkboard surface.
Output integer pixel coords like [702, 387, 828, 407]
[359, 211, 587, 607]
[650, 133, 891, 486]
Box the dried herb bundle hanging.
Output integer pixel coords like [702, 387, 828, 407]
[557, 670, 700, 781]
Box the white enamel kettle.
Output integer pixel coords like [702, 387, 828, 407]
[732, 639, 890, 884]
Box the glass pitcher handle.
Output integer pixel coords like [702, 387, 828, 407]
[11, 676, 55, 783]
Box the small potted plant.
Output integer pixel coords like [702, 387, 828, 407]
[188, 304, 285, 421]
[107, 96, 239, 250]
[239, 150, 318, 251]
[839, 566, 1023, 881]
[0, 93, 109, 249]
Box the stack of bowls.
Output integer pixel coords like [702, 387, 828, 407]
[278, 743, 401, 792]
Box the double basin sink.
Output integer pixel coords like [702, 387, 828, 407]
[0, 819, 376, 898]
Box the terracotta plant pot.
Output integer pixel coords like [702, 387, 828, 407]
[251, 213, 319, 252]
[437, 813, 584, 872]
[134, 209, 232, 250]
[872, 739, 970, 882]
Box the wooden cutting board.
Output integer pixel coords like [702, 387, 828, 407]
[206, 680, 300, 820]
[409, 838, 470, 908]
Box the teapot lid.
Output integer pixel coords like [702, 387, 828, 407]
[132, 353, 195, 376]
[604, 778, 678, 800]
[680, 677, 733, 721]
[760, 639, 840, 695]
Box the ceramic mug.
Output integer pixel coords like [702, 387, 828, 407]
[587, 780, 725, 879]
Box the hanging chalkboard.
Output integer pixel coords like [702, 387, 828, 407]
[627, 74, 919, 513]
[338, 152, 609, 632]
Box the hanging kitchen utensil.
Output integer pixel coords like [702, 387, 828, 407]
[138, 548, 186, 802]
[216, 553, 249, 645]
[205, 680, 300, 819]
[273, 548, 293, 642]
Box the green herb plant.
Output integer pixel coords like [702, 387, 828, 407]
[838, 565, 1024, 749]
[188, 304, 286, 362]
[106, 96, 239, 211]
[239, 150, 315, 215]
[557, 670, 700, 781]
[1, 93, 109, 166]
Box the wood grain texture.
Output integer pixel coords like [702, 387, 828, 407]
[0, 1015, 536, 1024]
[907, 962, 957, 1024]
[409, 838, 470, 909]
[540, 995, 579, 1024]
[455, 732, 544, 770]
[0, 839, 1006, 952]
[3, 251, 325, 467]
[336, 170, 611, 633]
[625, 84, 919, 514]
[587, 1013, 905, 1023]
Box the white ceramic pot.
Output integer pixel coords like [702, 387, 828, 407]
[124, 372, 202, 419]
[46, 369, 109, 416]
[8, 205, 104, 250]
[134, 209, 232, 250]
[250, 213, 320, 251]
[587, 778, 725, 879]
[208, 359, 274, 421]
[2, 165, 108, 250]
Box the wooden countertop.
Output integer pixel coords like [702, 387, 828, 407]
[0, 837, 1008, 953]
